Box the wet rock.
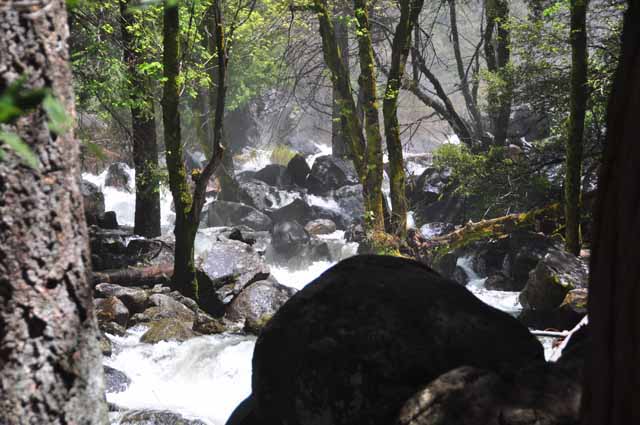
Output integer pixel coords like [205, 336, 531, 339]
[207, 200, 272, 231]
[286, 154, 311, 187]
[334, 184, 364, 218]
[251, 255, 543, 425]
[126, 237, 175, 267]
[269, 198, 313, 225]
[89, 228, 133, 271]
[100, 321, 127, 337]
[226, 279, 297, 334]
[146, 294, 196, 322]
[117, 409, 207, 425]
[104, 366, 131, 394]
[234, 179, 291, 211]
[304, 218, 336, 236]
[410, 167, 452, 205]
[519, 249, 588, 312]
[345, 222, 366, 244]
[310, 205, 350, 230]
[95, 283, 149, 314]
[98, 211, 119, 229]
[82, 180, 105, 226]
[395, 361, 580, 425]
[105, 162, 131, 192]
[253, 164, 292, 187]
[192, 313, 227, 335]
[270, 220, 309, 256]
[140, 318, 197, 344]
[198, 239, 270, 316]
[519, 288, 588, 331]
[95, 296, 129, 328]
[98, 331, 113, 356]
[306, 155, 358, 195]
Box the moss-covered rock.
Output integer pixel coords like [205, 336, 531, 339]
[140, 318, 196, 344]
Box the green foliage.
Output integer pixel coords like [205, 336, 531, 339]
[0, 79, 74, 169]
[433, 143, 558, 220]
[269, 144, 297, 165]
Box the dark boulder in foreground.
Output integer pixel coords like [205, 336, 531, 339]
[248, 255, 543, 425]
[396, 325, 586, 425]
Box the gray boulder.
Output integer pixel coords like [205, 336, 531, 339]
[306, 155, 358, 195]
[270, 220, 309, 256]
[81, 180, 105, 226]
[197, 239, 270, 316]
[226, 279, 297, 334]
[94, 296, 129, 328]
[105, 162, 131, 192]
[304, 219, 336, 236]
[334, 184, 364, 217]
[519, 249, 588, 311]
[250, 255, 543, 425]
[94, 283, 149, 314]
[140, 318, 197, 344]
[117, 409, 207, 425]
[207, 200, 272, 231]
[104, 366, 131, 394]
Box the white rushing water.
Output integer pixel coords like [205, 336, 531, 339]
[82, 166, 175, 231]
[455, 256, 523, 317]
[106, 327, 255, 425]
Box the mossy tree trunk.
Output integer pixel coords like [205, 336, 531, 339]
[332, 12, 351, 158]
[582, 1, 640, 423]
[0, 1, 107, 422]
[382, 0, 425, 238]
[120, 0, 162, 238]
[162, 0, 225, 301]
[565, 0, 589, 256]
[354, 0, 385, 231]
[484, 0, 512, 147]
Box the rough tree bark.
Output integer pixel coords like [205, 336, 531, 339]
[162, 0, 224, 301]
[120, 0, 162, 238]
[382, 0, 425, 237]
[0, 2, 107, 423]
[331, 12, 350, 158]
[354, 0, 385, 231]
[582, 1, 640, 423]
[565, 0, 589, 256]
[484, 0, 512, 147]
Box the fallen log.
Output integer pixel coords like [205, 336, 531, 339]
[91, 264, 173, 287]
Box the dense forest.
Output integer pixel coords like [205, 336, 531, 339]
[0, 0, 638, 424]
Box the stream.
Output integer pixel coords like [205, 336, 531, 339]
[84, 148, 561, 425]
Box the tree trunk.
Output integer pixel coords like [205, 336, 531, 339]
[382, 0, 425, 237]
[565, 0, 589, 256]
[582, 2, 640, 423]
[0, 2, 107, 423]
[120, 0, 162, 238]
[162, 0, 225, 301]
[332, 13, 350, 158]
[484, 0, 512, 147]
[162, 1, 198, 300]
[354, 0, 385, 231]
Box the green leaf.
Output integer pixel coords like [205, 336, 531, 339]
[0, 131, 39, 169]
[82, 140, 107, 161]
[42, 94, 72, 135]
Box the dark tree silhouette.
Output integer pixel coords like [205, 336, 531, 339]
[582, 1, 640, 423]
